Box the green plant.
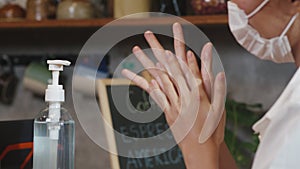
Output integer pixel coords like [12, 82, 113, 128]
[225, 99, 263, 169]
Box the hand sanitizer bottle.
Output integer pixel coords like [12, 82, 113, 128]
[33, 60, 75, 169]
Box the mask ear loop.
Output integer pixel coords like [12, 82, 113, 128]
[247, 0, 270, 18]
[280, 13, 299, 38]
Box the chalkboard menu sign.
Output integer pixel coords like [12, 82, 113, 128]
[97, 79, 186, 169]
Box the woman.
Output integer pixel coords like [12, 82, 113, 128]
[122, 0, 300, 168]
[228, 0, 300, 168]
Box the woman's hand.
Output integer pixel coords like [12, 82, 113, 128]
[122, 23, 226, 169]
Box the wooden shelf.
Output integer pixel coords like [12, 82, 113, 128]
[0, 15, 229, 57]
[0, 15, 228, 28]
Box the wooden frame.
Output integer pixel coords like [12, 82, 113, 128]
[97, 79, 133, 169]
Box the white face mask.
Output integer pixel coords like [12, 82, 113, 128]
[228, 0, 299, 63]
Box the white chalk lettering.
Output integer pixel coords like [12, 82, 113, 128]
[120, 126, 132, 143]
[125, 148, 183, 169]
[119, 123, 172, 140]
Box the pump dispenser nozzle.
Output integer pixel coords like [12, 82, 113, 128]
[45, 60, 71, 103]
[46, 60, 70, 142]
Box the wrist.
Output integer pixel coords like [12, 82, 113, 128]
[180, 138, 220, 169]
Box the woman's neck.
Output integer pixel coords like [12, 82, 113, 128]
[293, 40, 300, 67]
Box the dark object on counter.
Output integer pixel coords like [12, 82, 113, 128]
[0, 4, 26, 20]
[158, 0, 186, 16]
[0, 55, 18, 105]
[48, 0, 60, 19]
[90, 0, 108, 17]
[191, 0, 227, 15]
[26, 0, 49, 20]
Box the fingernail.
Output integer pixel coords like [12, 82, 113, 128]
[218, 72, 225, 81]
[204, 43, 212, 58]
[165, 50, 173, 60]
[144, 31, 153, 37]
[132, 46, 139, 52]
[173, 22, 180, 31]
[187, 50, 193, 59]
[204, 48, 210, 58]
[121, 69, 133, 80]
[121, 69, 127, 76]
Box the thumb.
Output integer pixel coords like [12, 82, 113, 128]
[198, 72, 226, 144]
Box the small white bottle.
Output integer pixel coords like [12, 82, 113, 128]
[33, 60, 75, 169]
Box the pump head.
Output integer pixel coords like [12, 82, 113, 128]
[45, 60, 71, 103]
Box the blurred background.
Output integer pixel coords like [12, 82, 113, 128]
[0, 0, 297, 168]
